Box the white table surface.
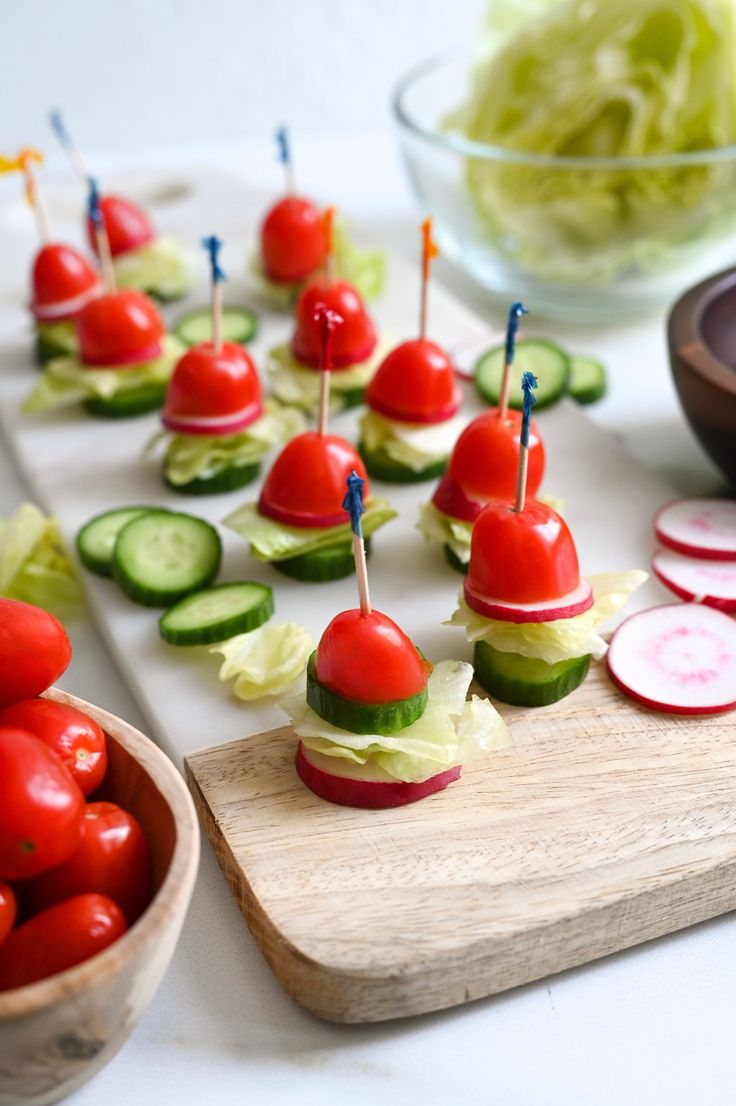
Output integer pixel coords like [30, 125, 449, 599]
[1, 133, 734, 1106]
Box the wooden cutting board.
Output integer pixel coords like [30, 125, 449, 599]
[185, 664, 736, 1024]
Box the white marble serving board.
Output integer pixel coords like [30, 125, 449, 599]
[0, 166, 675, 762]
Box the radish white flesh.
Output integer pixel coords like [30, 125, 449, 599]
[652, 549, 736, 612]
[654, 498, 736, 561]
[607, 603, 736, 715]
[464, 577, 594, 624]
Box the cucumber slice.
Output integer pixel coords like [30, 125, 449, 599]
[76, 506, 156, 577]
[35, 331, 73, 365]
[274, 537, 372, 583]
[569, 355, 607, 405]
[358, 442, 448, 484]
[84, 382, 167, 419]
[112, 509, 222, 606]
[474, 338, 570, 410]
[164, 460, 261, 497]
[159, 581, 274, 645]
[306, 653, 428, 734]
[173, 306, 259, 348]
[473, 640, 589, 706]
[333, 385, 366, 410]
[443, 544, 468, 575]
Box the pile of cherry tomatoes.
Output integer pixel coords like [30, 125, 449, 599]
[0, 597, 151, 991]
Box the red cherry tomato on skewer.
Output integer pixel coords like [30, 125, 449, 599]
[261, 196, 327, 284]
[365, 338, 461, 424]
[0, 598, 72, 709]
[292, 279, 376, 369]
[86, 194, 155, 258]
[162, 343, 263, 436]
[315, 609, 430, 704]
[259, 432, 369, 528]
[31, 243, 101, 321]
[0, 882, 17, 946]
[77, 290, 165, 367]
[0, 894, 126, 991]
[0, 699, 107, 796]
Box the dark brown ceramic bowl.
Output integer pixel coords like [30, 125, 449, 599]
[668, 268, 736, 489]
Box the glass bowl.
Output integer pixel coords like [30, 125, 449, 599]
[393, 48, 736, 324]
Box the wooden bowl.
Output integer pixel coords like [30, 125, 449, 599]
[667, 267, 736, 489]
[0, 688, 199, 1106]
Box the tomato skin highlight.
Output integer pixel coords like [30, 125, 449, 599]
[0, 881, 17, 946]
[0, 598, 72, 709]
[261, 196, 327, 284]
[365, 339, 461, 424]
[315, 609, 430, 704]
[77, 290, 165, 367]
[87, 194, 156, 258]
[466, 500, 581, 605]
[29, 801, 151, 925]
[259, 432, 369, 528]
[0, 893, 126, 991]
[0, 699, 107, 796]
[0, 727, 85, 880]
[292, 279, 376, 369]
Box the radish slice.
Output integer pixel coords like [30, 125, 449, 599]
[463, 577, 594, 624]
[162, 399, 264, 437]
[652, 549, 736, 613]
[607, 603, 736, 715]
[295, 742, 461, 808]
[654, 498, 736, 561]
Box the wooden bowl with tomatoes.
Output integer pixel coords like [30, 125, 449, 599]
[0, 686, 199, 1106]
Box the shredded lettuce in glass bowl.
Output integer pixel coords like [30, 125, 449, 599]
[393, 0, 736, 321]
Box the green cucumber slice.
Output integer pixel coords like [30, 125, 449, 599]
[112, 509, 222, 606]
[332, 384, 366, 410]
[76, 506, 156, 577]
[159, 581, 273, 645]
[358, 441, 448, 483]
[443, 544, 468, 575]
[475, 338, 570, 411]
[473, 640, 589, 706]
[84, 382, 167, 419]
[164, 460, 261, 497]
[173, 306, 259, 348]
[569, 355, 607, 405]
[274, 537, 372, 583]
[34, 331, 73, 365]
[306, 652, 428, 734]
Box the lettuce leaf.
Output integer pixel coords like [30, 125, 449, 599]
[359, 410, 465, 471]
[23, 335, 185, 413]
[163, 401, 305, 486]
[0, 502, 80, 614]
[448, 570, 648, 662]
[282, 659, 510, 783]
[210, 622, 313, 700]
[35, 319, 77, 354]
[223, 496, 397, 561]
[417, 501, 473, 563]
[267, 340, 386, 413]
[113, 236, 193, 300]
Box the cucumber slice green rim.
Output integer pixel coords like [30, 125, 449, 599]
[76, 506, 158, 577]
[443, 544, 468, 575]
[358, 442, 449, 484]
[163, 460, 261, 497]
[306, 653, 428, 735]
[112, 509, 222, 607]
[473, 640, 589, 707]
[173, 305, 259, 348]
[84, 382, 167, 419]
[159, 581, 274, 646]
[474, 338, 570, 411]
[568, 355, 607, 405]
[273, 538, 372, 583]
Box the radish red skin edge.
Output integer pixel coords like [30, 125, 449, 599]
[295, 743, 461, 809]
[651, 549, 736, 613]
[606, 603, 736, 716]
[654, 498, 736, 562]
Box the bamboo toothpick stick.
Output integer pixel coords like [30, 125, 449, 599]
[88, 176, 116, 293]
[49, 110, 88, 181]
[275, 125, 296, 195]
[513, 371, 538, 514]
[343, 470, 371, 616]
[419, 217, 438, 339]
[202, 235, 226, 353]
[498, 302, 528, 420]
[0, 148, 50, 242]
[314, 303, 343, 436]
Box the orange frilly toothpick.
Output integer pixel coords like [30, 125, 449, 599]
[322, 205, 335, 280]
[419, 216, 439, 338]
[0, 147, 49, 240]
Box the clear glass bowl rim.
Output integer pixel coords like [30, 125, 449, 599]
[392, 45, 736, 171]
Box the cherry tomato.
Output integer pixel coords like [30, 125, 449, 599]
[466, 500, 581, 605]
[77, 290, 164, 367]
[0, 882, 17, 946]
[0, 727, 84, 880]
[0, 699, 107, 796]
[261, 196, 327, 284]
[0, 598, 72, 709]
[315, 609, 430, 704]
[292, 279, 376, 368]
[86, 194, 155, 258]
[259, 432, 369, 527]
[29, 801, 151, 925]
[433, 409, 545, 520]
[365, 339, 461, 424]
[0, 894, 126, 991]
[31, 243, 101, 320]
[162, 343, 263, 432]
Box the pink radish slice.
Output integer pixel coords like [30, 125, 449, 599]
[607, 603, 736, 715]
[464, 577, 594, 624]
[162, 399, 264, 437]
[652, 549, 736, 613]
[654, 498, 736, 561]
[295, 742, 461, 809]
